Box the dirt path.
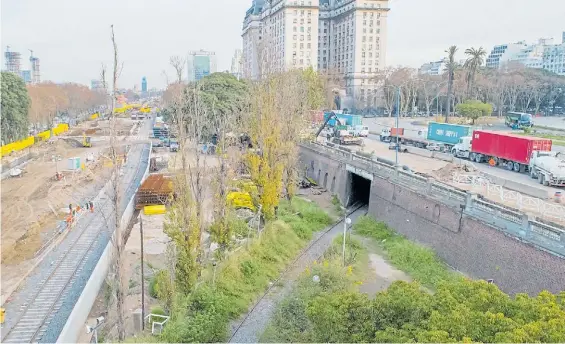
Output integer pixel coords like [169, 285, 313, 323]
[354, 234, 411, 297]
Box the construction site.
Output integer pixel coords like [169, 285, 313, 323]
[0, 116, 141, 303]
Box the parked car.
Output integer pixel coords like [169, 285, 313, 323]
[388, 142, 408, 153]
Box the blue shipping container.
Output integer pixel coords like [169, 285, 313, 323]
[427, 122, 472, 145]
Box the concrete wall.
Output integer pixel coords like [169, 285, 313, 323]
[368, 177, 565, 295]
[299, 145, 349, 204]
[299, 144, 565, 296]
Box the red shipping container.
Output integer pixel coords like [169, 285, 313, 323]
[471, 130, 552, 165]
[390, 128, 405, 136]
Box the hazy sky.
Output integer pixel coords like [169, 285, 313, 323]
[2, 0, 564, 89]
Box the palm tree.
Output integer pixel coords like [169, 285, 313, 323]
[463, 47, 487, 98]
[444, 45, 458, 123]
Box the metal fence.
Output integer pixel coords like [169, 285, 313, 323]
[452, 173, 565, 223]
[301, 141, 565, 257]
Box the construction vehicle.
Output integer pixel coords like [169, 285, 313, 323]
[315, 112, 363, 145]
[82, 133, 92, 148]
[529, 151, 565, 186]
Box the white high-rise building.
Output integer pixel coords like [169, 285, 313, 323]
[231, 49, 243, 78]
[242, 0, 390, 106]
[486, 34, 565, 76]
[419, 59, 447, 76]
[242, 0, 320, 78]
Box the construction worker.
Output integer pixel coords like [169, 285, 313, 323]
[66, 214, 73, 229]
[90, 201, 94, 213]
[69, 203, 73, 214]
[85, 202, 90, 211]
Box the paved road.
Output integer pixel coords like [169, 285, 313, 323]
[362, 117, 563, 195]
[363, 117, 565, 153]
[360, 133, 559, 197]
[1, 118, 152, 343]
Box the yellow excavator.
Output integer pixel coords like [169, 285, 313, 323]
[82, 133, 92, 147]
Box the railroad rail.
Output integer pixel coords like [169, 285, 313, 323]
[229, 203, 367, 342]
[1, 143, 149, 343]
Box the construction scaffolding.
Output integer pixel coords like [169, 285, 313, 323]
[135, 174, 174, 209]
[5, 47, 21, 74]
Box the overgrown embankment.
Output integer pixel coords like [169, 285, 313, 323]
[261, 216, 565, 343]
[132, 198, 332, 343]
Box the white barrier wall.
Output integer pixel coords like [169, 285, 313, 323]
[56, 150, 150, 343]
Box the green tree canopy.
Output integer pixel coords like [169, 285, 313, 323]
[456, 100, 493, 123]
[269, 278, 565, 343]
[198, 72, 249, 120]
[1, 71, 30, 144]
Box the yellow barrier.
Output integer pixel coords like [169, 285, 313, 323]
[37, 130, 51, 141]
[52, 123, 69, 136]
[144, 205, 166, 215]
[1, 136, 35, 157]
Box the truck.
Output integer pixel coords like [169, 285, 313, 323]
[351, 125, 369, 137]
[529, 151, 565, 186]
[379, 127, 430, 148]
[452, 130, 553, 173]
[379, 128, 405, 142]
[426, 122, 472, 150]
[505, 112, 534, 129]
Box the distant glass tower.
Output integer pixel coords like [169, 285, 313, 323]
[141, 77, 147, 92]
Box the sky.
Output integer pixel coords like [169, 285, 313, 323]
[2, 0, 564, 90]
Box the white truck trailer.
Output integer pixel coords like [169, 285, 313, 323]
[529, 151, 565, 186]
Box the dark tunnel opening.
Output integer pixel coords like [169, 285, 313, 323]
[348, 172, 371, 207]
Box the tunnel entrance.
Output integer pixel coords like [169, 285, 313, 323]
[348, 172, 371, 207]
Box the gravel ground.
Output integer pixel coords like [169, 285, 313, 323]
[1, 142, 150, 343]
[228, 206, 368, 343]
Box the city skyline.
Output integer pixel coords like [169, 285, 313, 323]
[2, 0, 565, 89]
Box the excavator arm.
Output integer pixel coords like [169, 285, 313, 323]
[315, 112, 340, 139]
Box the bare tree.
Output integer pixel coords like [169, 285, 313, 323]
[107, 24, 126, 342]
[419, 75, 445, 115]
[170, 56, 186, 84]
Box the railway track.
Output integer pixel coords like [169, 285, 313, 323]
[229, 202, 367, 342]
[1, 143, 149, 343]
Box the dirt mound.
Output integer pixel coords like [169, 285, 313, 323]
[432, 162, 477, 182]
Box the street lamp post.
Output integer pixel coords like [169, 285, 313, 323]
[395, 86, 401, 165]
[86, 316, 105, 344]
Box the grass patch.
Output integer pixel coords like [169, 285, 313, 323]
[515, 130, 565, 146]
[331, 194, 344, 217]
[354, 216, 460, 288]
[156, 197, 332, 343]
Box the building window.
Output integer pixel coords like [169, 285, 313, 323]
[300, 26, 304, 32]
[307, 35, 311, 40]
[293, 35, 297, 40]
[307, 43, 311, 48]
[294, 26, 297, 32]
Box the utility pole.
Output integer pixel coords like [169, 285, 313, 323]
[341, 196, 351, 267]
[140, 215, 145, 331]
[395, 86, 401, 165]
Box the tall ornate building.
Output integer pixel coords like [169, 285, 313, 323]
[242, 0, 390, 105]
